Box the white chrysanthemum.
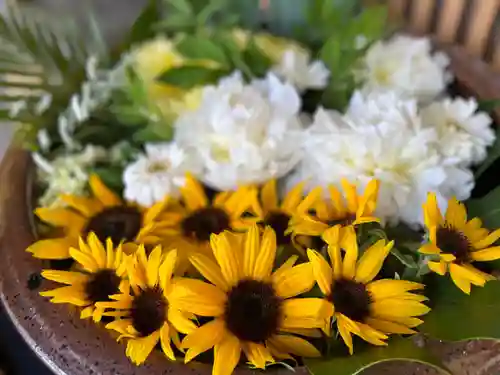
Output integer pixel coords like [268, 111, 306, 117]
[360, 34, 451, 102]
[123, 143, 201, 207]
[34, 145, 107, 208]
[288, 108, 474, 226]
[272, 49, 330, 92]
[174, 71, 304, 191]
[421, 97, 495, 166]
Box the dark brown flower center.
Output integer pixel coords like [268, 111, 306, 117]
[131, 286, 167, 337]
[181, 207, 230, 242]
[329, 279, 371, 322]
[224, 279, 282, 342]
[263, 211, 291, 246]
[84, 206, 142, 244]
[84, 269, 121, 303]
[327, 213, 357, 227]
[436, 226, 471, 264]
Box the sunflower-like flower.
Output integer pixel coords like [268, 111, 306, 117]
[419, 193, 500, 294]
[155, 175, 260, 273]
[288, 179, 380, 244]
[28, 174, 167, 259]
[40, 233, 129, 322]
[254, 179, 322, 247]
[308, 226, 430, 354]
[98, 246, 196, 365]
[170, 225, 332, 375]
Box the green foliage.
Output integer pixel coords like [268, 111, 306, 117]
[305, 337, 451, 375]
[467, 185, 500, 229]
[176, 35, 230, 66]
[158, 65, 229, 89]
[420, 278, 500, 341]
[118, 0, 161, 52]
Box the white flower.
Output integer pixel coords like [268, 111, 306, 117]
[174, 72, 304, 191]
[123, 143, 201, 207]
[360, 34, 451, 102]
[35, 145, 107, 208]
[272, 49, 330, 92]
[288, 108, 473, 226]
[421, 97, 495, 166]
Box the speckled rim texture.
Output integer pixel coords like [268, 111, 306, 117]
[2, 44, 500, 375]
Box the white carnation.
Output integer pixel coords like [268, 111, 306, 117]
[288, 107, 474, 227]
[421, 97, 495, 166]
[360, 34, 451, 102]
[272, 49, 330, 92]
[174, 72, 304, 191]
[123, 143, 201, 207]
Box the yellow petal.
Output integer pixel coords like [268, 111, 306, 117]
[273, 262, 315, 299]
[27, 238, 74, 260]
[188, 252, 228, 291]
[387, 316, 424, 328]
[364, 317, 416, 335]
[160, 323, 176, 361]
[182, 318, 225, 363]
[146, 245, 162, 287]
[371, 299, 430, 319]
[445, 198, 467, 229]
[261, 179, 278, 212]
[281, 181, 305, 212]
[336, 314, 355, 355]
[40, 285, 86, 301]
[471, 246, 500, 261]
[144, 198, 170, 224]
[449, 263, 488, 294]
[328, 185, 346, 217]
[105, 319, 132, 334]
[243, 224, 260, 278]
[41, 270, 89, 285]
[89, 174, 121, 207]
[105, 238, 115, 269]
[367, 279, 424, 301]
[159, 249, 178, 292]
[355, 240, 394, 284]
[70, 247, 99, 272]
[423, 193, 442, 229]
[60, 195, 102, 217]
[244, 342, 274, 369]
[356, 322, 388, 346]
[419, 243, 441, 255]
[269, 335, 321, 358]
[272, 255, 299, 280]
[181, 175, 208, 210]
[357, 179, 379, 216]
[428, 260, 447, 276]
[168, 308, 197, 335]
[125, 331, 160, 365]
[213, 333, 241, 375]
[210, 232, 242, 286]
[341, 226, 358, 280]
[87, 232, 107, 269]
[253, 226, 276, 280]
[341, 179, 359, 214]
[35, 207, 86, 234]
[281, 298, 334, 329]
[169, 278, 226, 317]
[296, 186, 323, 215]
[306, 250, 333, 295]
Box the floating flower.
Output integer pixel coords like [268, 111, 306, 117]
[123, 143, 202, 207]
[308, 226, 430, 354]
[154, 175, 260, 273]
[28, 174, 167, 259]
[421, 97, 495, 166]
[360, 34, 451, 102]
[288, 179, 380, 241]
[419, 193, 500, 294]
[170, 225, 331, 375]
[99, 246, 196, 365]
[174, 72, 304, 191]
[289, 108, 474, 226]
[272, 49, 330, 92]
[39, 233, 129, 322]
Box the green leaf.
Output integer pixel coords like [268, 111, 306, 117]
[176, 35, 229, 66]
[242, 39, 272, 78]
[420, 278, 500, 341]
[169, 0, 193, 15]
[305, 337, 451, 375]
[122, 0, 160, 48]
[475, 128, 500, 179]
[158, 65, 228, 89]
[466, 185, 500, 229]
[477, 98, 500, 112]
[90, 166, 124, 194]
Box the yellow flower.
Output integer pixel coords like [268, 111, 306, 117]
[288, 179, 380, 240]
[169, 225, 332, 375]
[254, 179, 323, 247]
[308, 226, 430, 354]
[419, 193, 500, 294]
[232, 29, 308, 63]
[39, 233, 129, 322]
[28, 174, 167, 259]
[154, 175, 260, 274]
[98, 246, 196, 365]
